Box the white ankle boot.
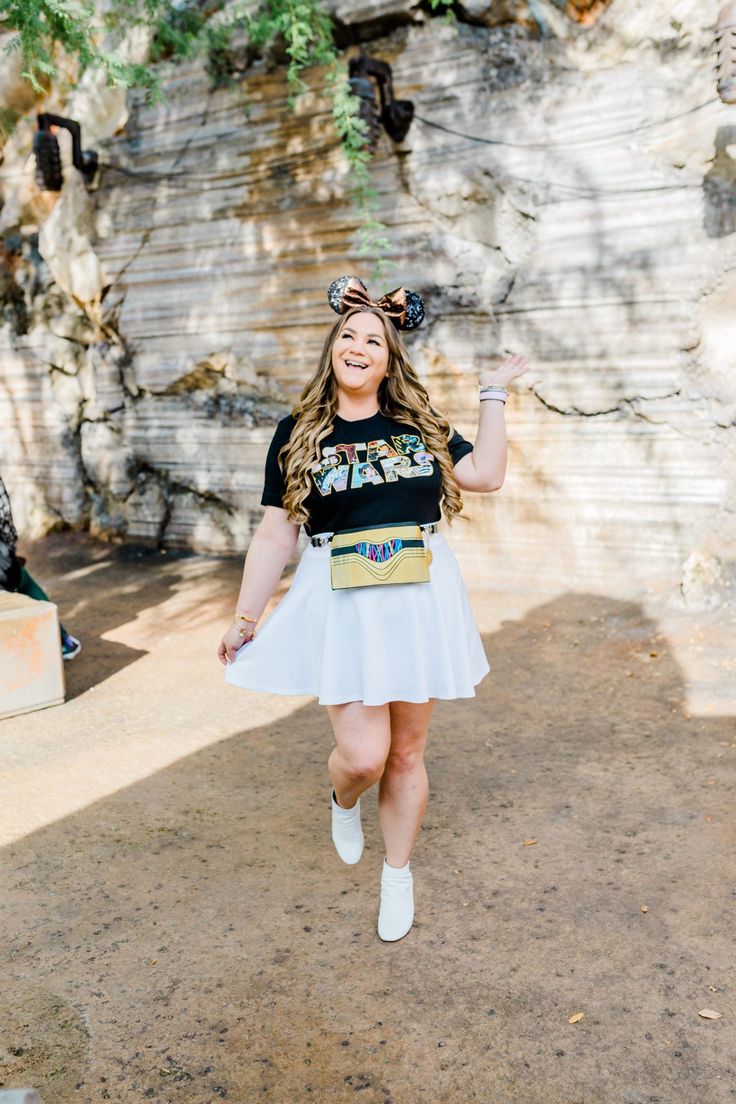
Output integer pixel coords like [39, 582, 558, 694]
[377, 858, 414, 941]
[331, 790, 364, 864]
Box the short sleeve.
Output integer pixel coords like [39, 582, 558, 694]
[447, 426, 474, 467]
[260, 416, 295, 508]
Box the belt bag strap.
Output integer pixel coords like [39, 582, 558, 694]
[312, 521, 438, 547]
[329, 521, 432, 590]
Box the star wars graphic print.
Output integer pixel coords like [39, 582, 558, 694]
[310, 433, 434, 497]
[260, 411, 474, 536]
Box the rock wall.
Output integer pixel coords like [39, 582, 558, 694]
[0, 0, 734, 605]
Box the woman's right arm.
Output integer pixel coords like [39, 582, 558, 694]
[218, 505, 301, 665]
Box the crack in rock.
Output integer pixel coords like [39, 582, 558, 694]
[527, 384, 684, 418]
[133, 462, 236, 516]
[528, 384, 734, 446]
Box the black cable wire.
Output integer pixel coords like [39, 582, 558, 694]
[4, 95, 720, 197]
[412, 126, 703, 197]
[412, 102, 713, 196]
[97, 160, 228, 184]
[97, 93, 724, 196]
[95, 143, 337, 186]
[491, 172, 701, 197]
[0, 144, 339, 187]
[413, 97, 721, 150]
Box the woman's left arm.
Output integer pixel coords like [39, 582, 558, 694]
[453, 353, 529, 493]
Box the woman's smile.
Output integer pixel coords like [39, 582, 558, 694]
[331, 311, 390, 402]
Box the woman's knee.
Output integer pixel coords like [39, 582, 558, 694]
[384, 742, 426, 775]
[328, 702, 391, 782]
[341, 747, 388, 782]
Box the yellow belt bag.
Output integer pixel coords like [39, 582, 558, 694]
[329, 522, 433, 590]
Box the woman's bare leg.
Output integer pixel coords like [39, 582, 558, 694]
[326, 701, 392, 809]
[377, 700, 435, 867]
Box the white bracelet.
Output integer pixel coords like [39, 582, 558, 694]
[480, 395, 506, 403]
[479, 386, 507, 402]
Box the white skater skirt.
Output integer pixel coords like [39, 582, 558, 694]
[224, 530, 490, 707]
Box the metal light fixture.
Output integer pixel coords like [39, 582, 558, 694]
[33, 114, 99, 191]
[348, 55, 414, 153]
[716, 1, 736, 104]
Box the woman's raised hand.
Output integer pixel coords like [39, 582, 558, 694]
[217, 622, 254, 666]
[477, 353, 529, 390]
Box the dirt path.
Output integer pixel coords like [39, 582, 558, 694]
[1, 534, 734, 1103]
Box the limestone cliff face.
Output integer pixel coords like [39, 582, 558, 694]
[0, 0, 734, 605]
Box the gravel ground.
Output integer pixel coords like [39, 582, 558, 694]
[1, 533, 734, 1104]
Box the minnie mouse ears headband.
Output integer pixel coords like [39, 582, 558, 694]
[327, 275, 425, 331]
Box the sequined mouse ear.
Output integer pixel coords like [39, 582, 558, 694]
[326, 275, 426, 330]
[327, 275, 369, 315]
[401, 290, 425, 331]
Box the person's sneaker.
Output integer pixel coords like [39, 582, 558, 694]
[331, 789, 364, 864]
[61, 632, 82, 660]
[377, 858, 414, 942]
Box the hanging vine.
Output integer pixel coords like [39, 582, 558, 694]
[0, 0, 437, 274]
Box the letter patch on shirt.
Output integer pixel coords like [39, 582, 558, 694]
[310, 435, 435, 496]
[310, 450, 350, 496]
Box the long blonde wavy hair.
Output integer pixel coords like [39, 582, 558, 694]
[279, 306, 468, 528]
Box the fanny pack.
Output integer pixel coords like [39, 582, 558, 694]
[327, 521, 434, 590]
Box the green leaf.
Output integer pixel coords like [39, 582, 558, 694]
[4, 0, 394, 272]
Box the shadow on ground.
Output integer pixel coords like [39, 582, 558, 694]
[1, 550, 734, 1103]
[18, 534, 202, 700]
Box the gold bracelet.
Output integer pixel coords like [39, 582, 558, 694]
[236, 624, 257, 639]
[235, 612, 259, 623]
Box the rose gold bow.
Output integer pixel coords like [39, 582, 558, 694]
[339, 277, 409, 327]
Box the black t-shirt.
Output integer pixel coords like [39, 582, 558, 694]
[260, 411, 474, 536]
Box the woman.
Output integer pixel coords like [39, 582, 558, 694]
[218, 275, 528, 942]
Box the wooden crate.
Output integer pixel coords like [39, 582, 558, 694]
[0, 591, 65, 720]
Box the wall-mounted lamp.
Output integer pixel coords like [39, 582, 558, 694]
[33, 114, 99, 191]
[716, 1, 736, 103]
[348, 55, 414, 153]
